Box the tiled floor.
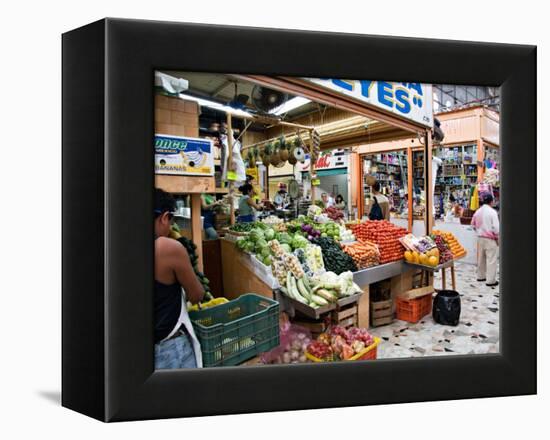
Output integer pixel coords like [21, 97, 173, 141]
[370, 262, 500, 359]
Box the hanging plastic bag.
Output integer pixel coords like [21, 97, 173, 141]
[432, 290, 461, 326]
[221, 135, 246, 183]
[470, 185, 479, 210]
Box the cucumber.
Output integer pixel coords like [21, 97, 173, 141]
[286, 271, 292, 290]
[297, 278, 312, 301]
[290, 276, 307, 304]
[291, 278, 308, 304]
[310, 294, 329, 306]
[302, 276, 312, 292]
[316, 288, 338, 302]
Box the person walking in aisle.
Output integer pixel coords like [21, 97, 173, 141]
[368, 182, 390, 220]
[471, 193, 499, 287]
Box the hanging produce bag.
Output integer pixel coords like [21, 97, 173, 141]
[221, 135, 246, 183]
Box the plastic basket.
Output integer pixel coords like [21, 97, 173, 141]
[396, 294, 433, 323]
[305, 337, 380, 362]
[189, 294, 279, 367]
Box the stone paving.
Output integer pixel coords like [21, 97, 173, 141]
[370, 262, 500, 359]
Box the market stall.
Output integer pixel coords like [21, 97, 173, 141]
[153, 73, 472, 367]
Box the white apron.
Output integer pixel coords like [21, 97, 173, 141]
[160, 288, 203, 368]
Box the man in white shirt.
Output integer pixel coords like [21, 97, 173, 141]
[471, 193, 499, 287]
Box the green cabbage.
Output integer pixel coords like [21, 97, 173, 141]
[277, 232, 292, 245]
[291, 234, 309, 250]
[280, 243, 292, 253]
[249, 228, 265, 242]
[264, 228, 275, 241]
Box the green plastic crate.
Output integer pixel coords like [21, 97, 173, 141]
[189, 294, 280, 367]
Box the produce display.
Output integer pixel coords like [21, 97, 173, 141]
[403, 247, 440, 267]
[228, 222, 256, 233]
[342, 240, 380, 269]
[261, 215, 284, 226]
[177, 237, 214, 301]
[339, 226, 355, 243]
[351, 220, 407, 264]
[432, 230, 467, 258]
[312, 237, 358, 274]
[306, 326, 376, 361]
[269, 237, 362, 308]
[260, 323, 311, 364]
[307, 205, 323, 217]
[323, 206, 344, 221]
[431, 234, 454, 264]
[293, 244, 325, 277]
[235, 224, 311, 266]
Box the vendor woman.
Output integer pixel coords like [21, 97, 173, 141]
[201, 193, 220, 240]
[237, 183, 262, 222]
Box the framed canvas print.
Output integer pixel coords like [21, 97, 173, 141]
[62, 18, 536, 422]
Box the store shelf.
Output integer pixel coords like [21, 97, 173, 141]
[353, 261, 405, 286]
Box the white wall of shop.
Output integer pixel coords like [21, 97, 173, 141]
[1, 1, 546, 439]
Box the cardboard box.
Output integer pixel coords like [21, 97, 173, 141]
[154, 123, 188, 137]
[155, 108, 171, 124]
[155, 94, 180, 111]
[171, 111, 199, 127]
[184, 100, 199, 114]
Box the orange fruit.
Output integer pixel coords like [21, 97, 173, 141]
[404, 251, 413, 262]
[419, 253, 429, 265]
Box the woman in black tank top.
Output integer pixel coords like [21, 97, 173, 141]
[154, 279, 182, 343]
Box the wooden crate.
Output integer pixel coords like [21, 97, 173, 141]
[331, 302, 359, 329]
[370, 299, 393, 327]
[290, 298, 360, 337]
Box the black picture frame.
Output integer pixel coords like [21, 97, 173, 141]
[62, 18, 536, 422]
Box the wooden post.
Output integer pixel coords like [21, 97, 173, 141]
[190, 193, 203, 271]
[424, 130, 434, 234]
[407, 147, 413, 232]
[226, 113, 236, 225]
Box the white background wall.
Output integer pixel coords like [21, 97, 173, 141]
[0, 1, 546, 438]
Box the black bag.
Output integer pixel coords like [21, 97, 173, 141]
[432, 290, 461, 326]
[369, 196, 384, 220]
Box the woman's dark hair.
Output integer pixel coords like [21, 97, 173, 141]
[246, 174, 254, 183]
[238, 183, 253, 195]
[154, 188, 176, 217]
[336, 194, 344, 203]
[449, 194, 456, 203]
[373, 182, 381, 192]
